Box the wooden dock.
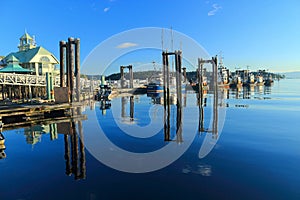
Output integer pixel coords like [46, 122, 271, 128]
[0, 102, 86, 129]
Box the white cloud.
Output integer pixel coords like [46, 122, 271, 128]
[116, 42, 138, 49]
[104, 7, 110, 12]
[208, 4, 222, 16]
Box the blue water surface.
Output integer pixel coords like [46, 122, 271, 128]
[0, 79, 299, 200]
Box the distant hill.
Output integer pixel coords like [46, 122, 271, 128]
[282, 71, 300, 79]
[85, 71, 197, 82]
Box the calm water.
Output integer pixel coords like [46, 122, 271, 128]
[1, 79, 300, 200]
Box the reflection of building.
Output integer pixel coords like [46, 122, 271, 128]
[24, 124, 58, 145]
[0, 32, 59, 75]
[0, 131, 6, 159]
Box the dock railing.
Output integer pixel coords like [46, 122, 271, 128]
[0, 72, 60, 87]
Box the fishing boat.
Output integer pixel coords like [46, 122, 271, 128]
[229, 75, 243, 88]
[147, 69, 164, 94]
[256, 75, 265, 86]
[243, 73, 256, 87]
[218, 54, 230, 87]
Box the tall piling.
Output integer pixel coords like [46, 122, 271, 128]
[68, 38, 75, 102]
[59, 41, 66, 87]
[75, 38, 80, 102]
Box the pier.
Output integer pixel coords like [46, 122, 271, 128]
[0, 72, 59, 100]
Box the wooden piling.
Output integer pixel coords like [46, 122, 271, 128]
[75, 38, 80, 102]
[68, 37, 75, 102]
[59, 41, 66, 87]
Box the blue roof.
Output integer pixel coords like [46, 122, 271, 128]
[0, 63, 32, 73]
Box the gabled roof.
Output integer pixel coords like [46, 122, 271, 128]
[6, 55, 19, 63]
[4, 46, 59, 64]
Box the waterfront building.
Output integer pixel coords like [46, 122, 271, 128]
[0, 32, 59, 75]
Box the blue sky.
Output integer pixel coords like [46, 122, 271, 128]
[1, 0, 300, 74]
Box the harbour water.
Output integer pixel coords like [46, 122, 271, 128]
[1, 79, 300, 200]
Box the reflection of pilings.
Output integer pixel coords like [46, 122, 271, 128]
[182, 67, 187, 83]
[77, 107, 86, 179]
[175, 51, 182, 143]
[121, 97, 126, 118]
[64, 134, 72, 176]
[183, 87, 187, 107]
[70, 122, 79, 179]
[162, 51, 170, 141]
[64, 119, 86, 180]
[213, 84, 218, 138]
[130, 96, 134, 121]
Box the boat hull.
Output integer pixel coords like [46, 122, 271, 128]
[147, 84, 163, 93]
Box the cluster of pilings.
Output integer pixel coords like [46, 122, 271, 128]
[63, 108, 86, 180]
[59, 38, 81, 102]
[197, 56, 219, 138]
[0, 85, 46, 101]
[162, 50, 183, 143]
[120, 65, 133, 88]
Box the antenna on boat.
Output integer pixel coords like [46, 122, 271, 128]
[171, 26, 174, 52]
[218, 51, 224, 69]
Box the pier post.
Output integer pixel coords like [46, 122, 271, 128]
[59, 41, 66, 87]
[68, 37, 75, 102]
[120, 66, 125, 88]
[75, 38, 80, 102]
[175, 51, 183, 141]
[165, 52, 170, 135]
[129, 65, 133, 88]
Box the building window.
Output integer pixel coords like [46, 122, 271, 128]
[38, 63, 43, 75]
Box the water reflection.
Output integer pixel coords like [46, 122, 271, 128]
[121, 96, 135, 122]
[100, 99, 111, 115]
[23, 124, 58, 145]
[63, 119, 86, 180]
[228, 84, 272, 100]
[1, 102, 90, 180]
[0, 129, 6, 159]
